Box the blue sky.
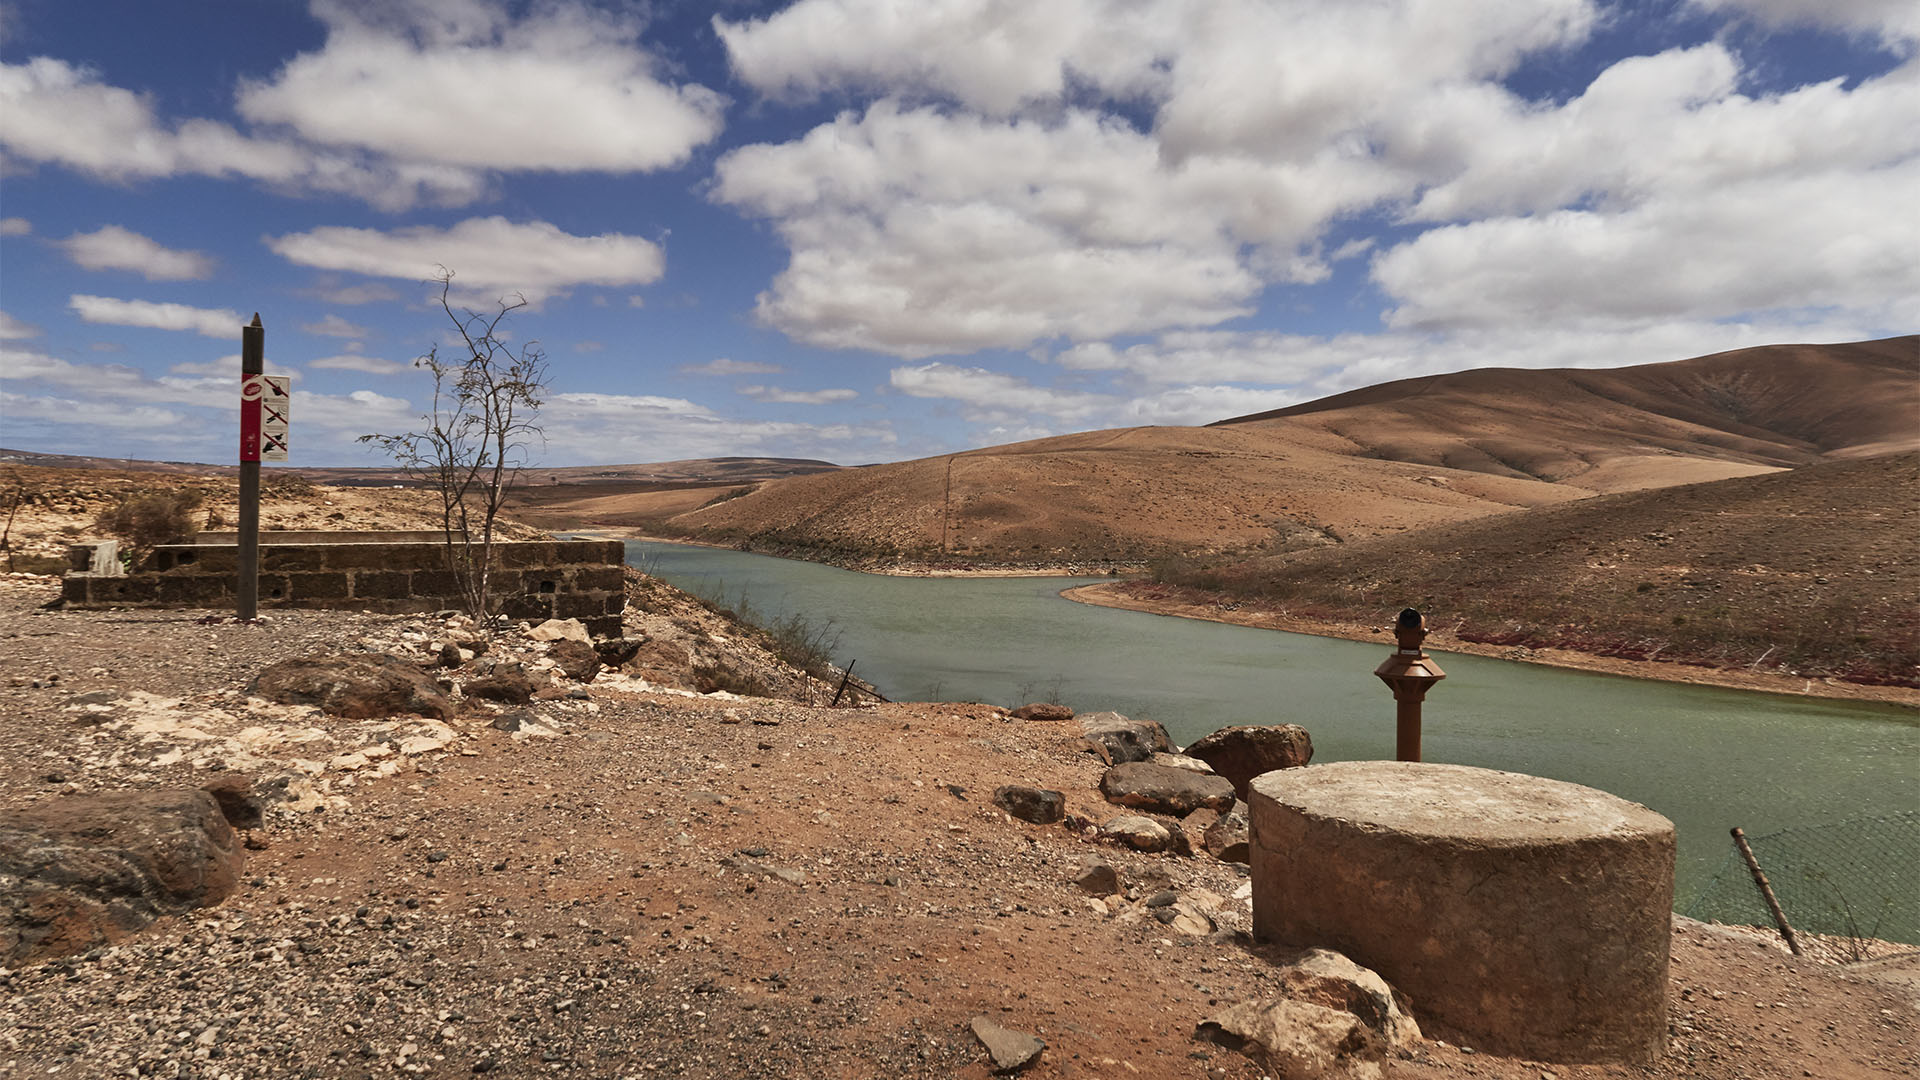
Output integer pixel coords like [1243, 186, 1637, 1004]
[1, 0, 1914, 467]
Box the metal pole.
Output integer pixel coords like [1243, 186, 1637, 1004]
[1731, 827, 1802, 956]
[238, 314, 263, 620]
[831, 660, 858, 707]
[1395, 697, 1422, 762]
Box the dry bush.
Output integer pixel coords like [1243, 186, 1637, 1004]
[94, 490, 203, 565]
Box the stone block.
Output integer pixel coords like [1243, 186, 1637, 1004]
[156, 574, 231, 606]
[287, 571, 351, 601]
[351, 571, 414, 601]
[570, 565, 626, 593]
[500, 593, 553, 622]
[407, 569, 464, 600]
[496, 541, 557, 567]
[1248, 762, 1673, 1064]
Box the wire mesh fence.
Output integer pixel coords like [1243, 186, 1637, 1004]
[1683, 810, 1919, 958]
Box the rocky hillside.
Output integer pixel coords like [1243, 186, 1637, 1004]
[1145, 452, 1920, 687]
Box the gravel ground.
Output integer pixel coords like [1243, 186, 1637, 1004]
[2, 573, 1916, 1080]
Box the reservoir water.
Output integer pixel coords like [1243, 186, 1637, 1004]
[626, 540, 1918, 911]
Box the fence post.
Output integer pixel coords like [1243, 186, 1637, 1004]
[1732, 827, 1803, 956]
[237, 314, 263, 620]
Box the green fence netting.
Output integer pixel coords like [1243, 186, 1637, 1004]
[1683, 810, 1919, 951]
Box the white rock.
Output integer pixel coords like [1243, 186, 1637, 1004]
[528, 618, 590, 643]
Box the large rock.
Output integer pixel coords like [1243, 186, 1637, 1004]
[1197, 948, 1419, 1080]
[1204, 801, 1250, 863]
[1098, 814, 1176, 853]
[1009, 703, 1073, 722]
[992, 785, 1066, 824]
[970, 1016, 1045, 1073]
[546, 639, 602, 682]
[528, 618, 590, 643]
[250, 654, 453, 720]
[1184, 724, 1313, 798]
[1078, 711, 1171, 764]
[1100, 761, 1235, 816]
[465, 662, 539, 704]
[1250, 761, 1674, 1064]
[1, 789, 244, 965]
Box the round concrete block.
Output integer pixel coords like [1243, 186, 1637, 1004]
[1248, 761, 1674, 1064]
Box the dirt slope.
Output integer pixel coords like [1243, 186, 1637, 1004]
[1222, 336, 1919, 489]
[653, 337, 1916, 567]
[1143, 452, 1920, 686]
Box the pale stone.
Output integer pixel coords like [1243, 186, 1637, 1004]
[528, 618, 590, 643]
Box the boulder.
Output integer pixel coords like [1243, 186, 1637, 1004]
[1196, 948, 1419, 1080]
[1072, 860, 1120, 895]
[1098, 814, 1175, 853]
[546, 639, 602, 682]
[528, 618, 590, 643]
[1, 789, 244, 965]
[1009, 703, 1073, 722]
[1184, 724, 1313, 798]
[992, 785, 1066, 824]
[200, 775, 263, 831]
[465, 662, 538, 704]
[970, 1016, 1045, 1074]
[250, 654, 453, 720]
[1078, 711, 1171, 764]
[592, 636, 646, 668]
[1151, 752, 1217, 774]
[1100, 761, 1236, 816]
[1204, 801, 1251, 863]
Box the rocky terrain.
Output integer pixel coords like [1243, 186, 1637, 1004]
[1126, 452, 1920, 694]
[2, 570, 1917, 1079]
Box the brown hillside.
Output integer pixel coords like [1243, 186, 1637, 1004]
[664, 424, 1585, 566]
[1150, 452, 1920, 686]
[1220, 336, 1919, 490]
[655, 337, 1916, 567]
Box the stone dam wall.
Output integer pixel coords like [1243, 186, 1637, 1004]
[61, 534, 626, 637]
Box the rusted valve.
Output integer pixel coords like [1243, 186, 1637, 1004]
[1373, 608, 1446, 762]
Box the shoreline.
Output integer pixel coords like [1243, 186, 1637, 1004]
[1061, 582, 1920, 709]
[564, 527, 1133, 578]
[565, 529, 1918, 709]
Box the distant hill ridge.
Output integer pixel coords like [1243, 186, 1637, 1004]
[656, 336, 1917, 565]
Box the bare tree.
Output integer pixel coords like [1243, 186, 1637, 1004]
[361, 269, 547, 625]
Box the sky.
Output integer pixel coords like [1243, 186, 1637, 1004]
[1, 0, 1914, 469]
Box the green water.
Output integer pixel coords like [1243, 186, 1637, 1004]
[628, 540, 1919, 910]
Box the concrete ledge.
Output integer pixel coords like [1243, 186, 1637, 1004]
[1249, 761, 1674, 1064]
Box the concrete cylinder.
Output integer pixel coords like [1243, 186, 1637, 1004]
[1249, 761, 1674, 1064]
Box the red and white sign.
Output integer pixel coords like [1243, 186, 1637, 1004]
[240, 374, 291, 462]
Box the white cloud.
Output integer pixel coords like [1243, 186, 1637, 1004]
[738, 384, 859, 405]
[1118, 385, 1306, 427]
[540, 390, 894, 463]
[572, 340, 606, 354]
[0, 311, 41, 340]
[60, 225, 215, 280]
[0, 217, 29, 236]
[889, 362, 1111, 422]
[310, 353, 412, 375]
[681, 357, 782, 376]
[303, 280, 402, 306]
[301, 313, 371, 338]
[1686, 0, 1920, 44]
[0, 57, 484, 210]
[68, 295, 245, 338]
[714, 104, 1265, 356]
[237, 0, 725, 173]
[1374, 162, 1920, 330]
[266, 217, 667, 306]
[1, 390, 192, 434]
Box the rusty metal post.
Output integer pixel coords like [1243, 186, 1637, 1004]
[237, 314, 263, 620]
[1374, 608, 1445, 762]
[1732, 827, 1803, 956]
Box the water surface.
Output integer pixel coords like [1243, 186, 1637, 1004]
[628, 540, 1918, 905]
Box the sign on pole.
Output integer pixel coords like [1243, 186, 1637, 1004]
[241, 373, 291, 462]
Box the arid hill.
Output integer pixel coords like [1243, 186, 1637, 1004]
[1220, 336, 1918, 491]
[1139, 452, 1919, 686]
[654, 336, 1916, 566]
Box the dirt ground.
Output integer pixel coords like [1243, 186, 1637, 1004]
[2, 566, 1916, 1079]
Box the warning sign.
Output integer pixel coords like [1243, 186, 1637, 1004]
[241, 374, 292, 462]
